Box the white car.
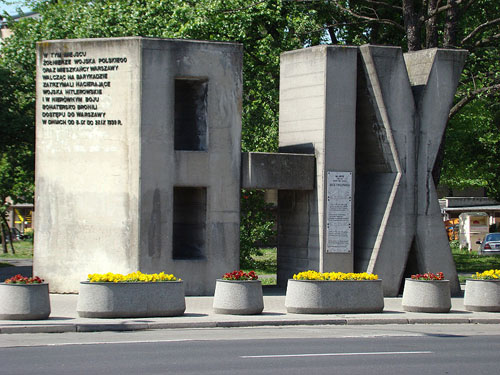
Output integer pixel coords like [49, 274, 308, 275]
[476, 233, 500, 255]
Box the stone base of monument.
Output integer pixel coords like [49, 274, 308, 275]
[0, 283, 51, 320]
[77, 281, 185, 318]
[212, 280, 264, 315]
[285, 279, 384, 314]
[464, 279, 500, 312]
[402, 279, 451, 313]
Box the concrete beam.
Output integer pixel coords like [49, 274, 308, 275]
[241, 152, 315, 190]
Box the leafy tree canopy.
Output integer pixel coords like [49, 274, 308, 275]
[1, 1, 499, 258]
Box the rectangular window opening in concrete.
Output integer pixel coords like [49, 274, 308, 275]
[242, 189, 278, 285]
[173, 187, 207, 260]
[174, 78, 208, 151]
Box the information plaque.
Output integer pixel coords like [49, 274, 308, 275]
[326, 171, 352, 253]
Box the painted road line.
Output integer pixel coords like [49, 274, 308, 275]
[2, 339, 197, 348]
[241, 351, 433, 359]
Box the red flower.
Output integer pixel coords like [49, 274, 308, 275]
[222, 270, 258, 280]
[4, 274, 44, 284]
[411, 272, 445, 281]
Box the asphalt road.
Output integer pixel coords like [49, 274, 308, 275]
[1, 324, 499, 375]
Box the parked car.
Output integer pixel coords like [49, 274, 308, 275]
[476, 233, 500, 255]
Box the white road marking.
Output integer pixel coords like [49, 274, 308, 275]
[3, 339, 197, 348]
[241, 351, 433, 359]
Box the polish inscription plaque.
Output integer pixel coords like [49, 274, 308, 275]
[326, 171, 353, 253]
[39, 49, 129, 127]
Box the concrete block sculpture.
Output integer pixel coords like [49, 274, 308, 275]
[34, 37, 466, 296]
[278, 45, 467, 296]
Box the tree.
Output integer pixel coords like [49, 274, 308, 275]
[313, 1, 500, 192]
[0, 0, 320, 262]
[1, 0, 499, 258]
[0, 66, 34, 253]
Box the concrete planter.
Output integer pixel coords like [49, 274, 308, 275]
[464, 279, 500, 312]
[213, 279, 264, 315]
[77, 281, 185, 318]
[285, 279, 384, 314]
[0, 283, 51, 320]
[402, 279, 451, 313]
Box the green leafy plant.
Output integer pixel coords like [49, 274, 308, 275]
[240, 190, 276, 269]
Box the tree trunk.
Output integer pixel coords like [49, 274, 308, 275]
[434, 1, 460, 186]
[426, 0, 439, 48]
[403, 0, 421, 51]
[1, 223, 7, 254]
[443, 0, 458, 47]
[0, 213, 15, 255]
[328, 25, 339, 45]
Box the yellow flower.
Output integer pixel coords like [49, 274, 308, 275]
[293, 270, 378, 281]
[473, 269, 500, 280]
[87, 271, 178, 283]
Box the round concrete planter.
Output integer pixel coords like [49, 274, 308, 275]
[402, 279, 451, 313]
[464, 279, 500, 312]
[77, 281, 185, 318]
[285, 279, 384, 314]
[0, 283, 51, 320]
[213, 279, 264, 315]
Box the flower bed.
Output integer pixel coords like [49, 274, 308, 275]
[464, 269, 500, 312]
[285, 271, 383, 314]
[77, 271, 185, 318]
[221, 270, 258, 281]
[0, 275, 51, 320]
[213, 270, 263, 315]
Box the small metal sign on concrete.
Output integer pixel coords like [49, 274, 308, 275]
[326, 171, 352, 253]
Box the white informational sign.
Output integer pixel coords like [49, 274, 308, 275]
[326, 171, 352, 253]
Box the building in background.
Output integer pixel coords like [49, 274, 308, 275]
[1, 11, 38, 44]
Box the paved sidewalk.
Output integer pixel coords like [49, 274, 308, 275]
[1, 289, 500, 334]
[2, 261, 500, 334]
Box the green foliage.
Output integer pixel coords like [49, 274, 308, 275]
[245, 247, 277, 275]
[441, 98, 500, 197]
[0, 239, 33, 258]
[1, 0, 499, 261]
[451, 244, 500, 273]
[240, 190, 275, 269]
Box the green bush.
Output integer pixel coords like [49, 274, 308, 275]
[240, 190, 276, 269]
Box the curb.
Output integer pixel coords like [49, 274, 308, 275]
[2, 316, 500, 334]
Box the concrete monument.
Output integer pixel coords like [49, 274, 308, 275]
[34, 37, 466, 296]
[35, 37, 243, 294]
[278, 45, 467, 295]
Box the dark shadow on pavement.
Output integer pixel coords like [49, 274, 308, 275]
[0, 265, 33, 281]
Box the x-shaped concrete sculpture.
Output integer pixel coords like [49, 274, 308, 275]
[356, 45, 467, 296]
[278, 45, 466, 296]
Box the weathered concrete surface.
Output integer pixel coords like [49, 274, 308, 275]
[278, 45, 466, 297]
[285, 279, 384, 314]
[278, 46, 358, 286]
[354, 45, 415, 296]
[34, 37, 242, 295]
[77, 281, 185, 318]
[0, 283, 51, 320]
[35, 38, 142, 293]
[405, 48, 467, 297]
[464, 280, 500, 312]
[402, 279, 451, 313]
[212, 280, 264, 315]
[241, 152, 315, 190]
